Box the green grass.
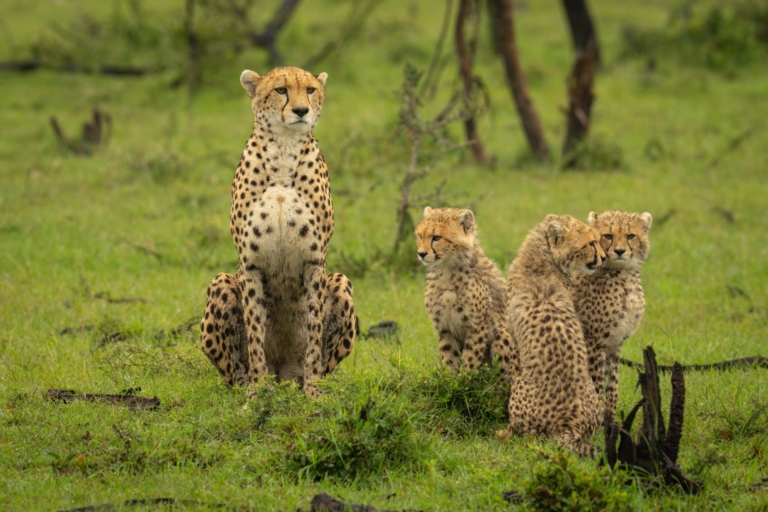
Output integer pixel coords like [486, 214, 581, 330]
[1, 0, 767, 510]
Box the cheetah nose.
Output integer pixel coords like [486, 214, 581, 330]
[601, 255, 607, 262]
[293, 107, 309, 118]
[417, 251, 428, 259]
[614, 249, 626, 257]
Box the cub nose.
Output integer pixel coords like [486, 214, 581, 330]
[601, 255, 607, 262]
[417, 251, 428, 259]
[292, 107, 309, 117]
[614, 248, 626, 256]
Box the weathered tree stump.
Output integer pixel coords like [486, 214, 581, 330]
[604, 346, 700, 494]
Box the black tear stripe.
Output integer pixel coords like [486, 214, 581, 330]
[281, 94, 290, 119]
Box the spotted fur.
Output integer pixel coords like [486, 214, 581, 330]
[572, 210, 652, 423]
[200, 67, 356, 397]
[415, 207, 516, 383]
[505, 214, 605, 456]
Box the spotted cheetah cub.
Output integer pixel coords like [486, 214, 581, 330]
[572, 210, 652, 423]
[506, 215, 605, 456]
[200, 67, 356, 397]
[415, 207, 515, 383]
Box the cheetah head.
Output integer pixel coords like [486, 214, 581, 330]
[545, 214, 606, 277]
[588, 210, 652, 270]
[415, 207, 476, 267]
[240, 66, 327, 136]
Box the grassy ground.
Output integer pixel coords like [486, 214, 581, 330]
[1, 0, 767, 510]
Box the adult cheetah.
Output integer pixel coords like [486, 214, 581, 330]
[415, 207, 516, 383]
[505, 214, 605, 456]
[200, 67, 356, 397]
[572, 210, 652, 423]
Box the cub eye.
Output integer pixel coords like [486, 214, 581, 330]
[307, 87, 316, 94]
[432, 235, 442, 242]
[603, 234, 613, 240]
[627, 234, 636, 240]
[589, 241, 596, 247]
[275, 87, 287, 94]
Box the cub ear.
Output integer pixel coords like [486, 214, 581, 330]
[240, 70, 262, 98]
[588, 211, 599, 225]
[423, 206, 433, 217]
[546, 220, 566, 245]
[459, 210, 475, 234]
[639, 212, 653, 233]
[315, 72, 328, 87]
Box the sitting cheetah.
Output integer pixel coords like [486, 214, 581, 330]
[572, 210, 652, 423]
[505, 214, 605, 456]
[200, 67, 357, 397]
[415, 207, 516, 383]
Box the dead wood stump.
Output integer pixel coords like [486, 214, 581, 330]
[604, 346, 700, 494]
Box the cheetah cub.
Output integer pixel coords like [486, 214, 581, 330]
[572, 210, 652, 423]
[506, 214, 605, 456]
[200, 67, 357, 397]
[415, 207, 515, 383]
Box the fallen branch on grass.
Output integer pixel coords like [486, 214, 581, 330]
[57, 497, 250, 512]
[46, 389, 160, 411]
[620, 355, 768, 373]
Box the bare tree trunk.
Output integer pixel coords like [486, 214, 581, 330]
[561, 51, 594, 167]
[491, 0, 550, 162]
[455, 0, 492, 166]
[561, 0, 600, 67]
[184, 0, 201, 96]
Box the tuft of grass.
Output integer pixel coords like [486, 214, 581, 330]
[513, 451, 633, 511]
[562, 138, 625, 172]
[285, 384, 433, 483]
[704, 395, 768, 441]
[415, 365, 508, 437]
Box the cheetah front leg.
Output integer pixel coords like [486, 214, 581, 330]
[201, 273, 249, 387]
[321, 273, 357, 374]
[491, 327, 518, 386]
[236, 268, 269, 390]
[585, 336, 607, 402]
[438, 331, 461, 371]
[603, 350, 621, 423]
[461, 324, 490, 372]
[302, 263, 327, 396]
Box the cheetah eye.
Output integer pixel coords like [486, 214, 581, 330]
[275, 87, 287, 95]
[627, 234, 636, 240]
[307, 87, 316, 94]
[432, 235, 442, 242]
[603, 234, 613, 241]
[589, 241, 596, 247]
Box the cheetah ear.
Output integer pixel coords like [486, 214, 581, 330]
[459, 210, 475, 234]
[588, 211, 599, 225]
[315, 72, 328, 87]
[639, 212, 653, 232]
[423, 206, 433, 218]
[240, 70, 262, 98]
[546, 220, 566, 245]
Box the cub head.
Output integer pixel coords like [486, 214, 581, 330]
[588, 210, 652, 270]
[414, 207, 476, 266]
[545, 214, 606, 276]
[240, 66, 327, 135]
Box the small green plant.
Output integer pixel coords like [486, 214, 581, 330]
[285, 391, 431, 482]
[415, 365, 508, 437]
[516, 451, 632, 511]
